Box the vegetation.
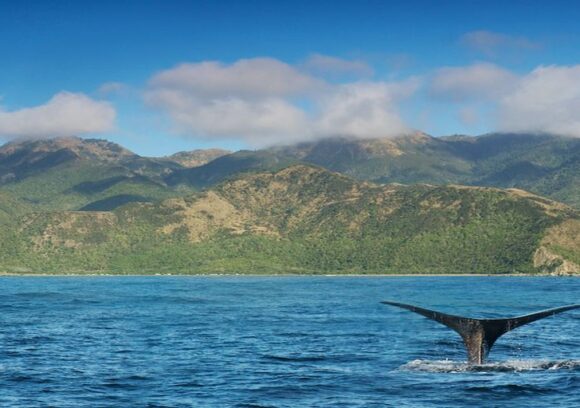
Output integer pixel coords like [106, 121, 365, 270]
[0, 191, 30, 225]
[163, 148, 231, 168]
[2, 133, 578, 212]
[0, 165, 577, 275]
[0, 135, 577, 275]
[0, 136, 196, 211]
[168, 132, 580, 208]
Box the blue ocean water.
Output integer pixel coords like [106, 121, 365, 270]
[0, 276, 578, 407]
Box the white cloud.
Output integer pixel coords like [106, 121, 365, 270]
[460, 30, 540, 57]
[146, 58, 416, 146]
[430, 63, 517, 101]
[316, 81, 417, 139]
[498, 65, 580, 136]
[0, 92, 116, 140]
[303, 54, 373, 77]
[428, 62, 580, 137]
[148, 89, 310, 145]
[149, 58, 324, 98]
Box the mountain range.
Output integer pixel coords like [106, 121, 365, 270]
[0, 132, 578, 275]
[168, 132, 580, 208]
[1, 132, 578, 211]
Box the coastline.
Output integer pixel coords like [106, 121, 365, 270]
[0, 272, 576, 277]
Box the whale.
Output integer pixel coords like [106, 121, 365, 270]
[382, 301, 580, 364]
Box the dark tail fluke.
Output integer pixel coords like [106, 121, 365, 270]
[382, 301, 580, 364]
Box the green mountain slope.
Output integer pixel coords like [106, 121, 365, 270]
[0, 191, 30, 225]
[0, 137, 195, 211]
[167, 132, 579, 207]
[165, 149, 299, 188]
[444, 133, 580, 206]
[163, 148, 231, 168]
[2, 133, 577, 210]
[2, 165, 577, 275]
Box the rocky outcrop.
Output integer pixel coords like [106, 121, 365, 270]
[534, 246, 580, 275]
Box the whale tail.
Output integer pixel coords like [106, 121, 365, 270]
[382, 301, 580, 364]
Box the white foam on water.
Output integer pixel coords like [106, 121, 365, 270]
[399, 359, 580, 373]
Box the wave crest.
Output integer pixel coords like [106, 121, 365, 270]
[399, 359, 580, 373]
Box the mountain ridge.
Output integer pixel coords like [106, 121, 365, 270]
[1, 132, 578, 212]
[166, 132, 580, 208]
[0, 136, 203, 211]
[163, 148, 231, 168]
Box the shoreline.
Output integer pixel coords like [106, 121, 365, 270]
[0, 272, 576, 277]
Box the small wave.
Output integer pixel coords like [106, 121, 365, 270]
[273, 332, 311, 338]
[131, 295, 208, 304]
[6, 374, 53, 384]
[13, 292, 66, 299]
[174, 381, 204, 387]
[262, 354, 327, 363]
[465, 383, 552, 394]
[66, 298, 102, 305]
[125, 374, 150, 381]
[399, 359, 580, 373]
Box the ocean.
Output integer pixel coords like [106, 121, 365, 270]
[0, 276, 578, 407]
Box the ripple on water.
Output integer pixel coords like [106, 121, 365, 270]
[262, 354, 328, 363]
[464, 383, 555, 396]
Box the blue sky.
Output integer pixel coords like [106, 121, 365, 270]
[1, 0, 580, 155]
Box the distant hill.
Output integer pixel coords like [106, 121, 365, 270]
[164, 148, 231, 168]
[165, 149, 299, 187]
[441, 133, 579, 206]
[2, 165, 577, 275]
[0, 137, 195, 211]
[166, 132, 580, 208]
[2, 133, 577, 212]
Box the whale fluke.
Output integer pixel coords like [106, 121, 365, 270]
[382, 301, 580, 364]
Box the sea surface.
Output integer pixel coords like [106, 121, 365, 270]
[0, 276, 578, 407]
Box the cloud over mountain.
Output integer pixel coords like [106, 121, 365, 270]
[498, 65, 580, 136]
[429, 62, 580, 138]
[430, 63, 518, 101]
[145, 57, 417, 146]
[316, 81, 414, 138]
[0, 92, 116, 140]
